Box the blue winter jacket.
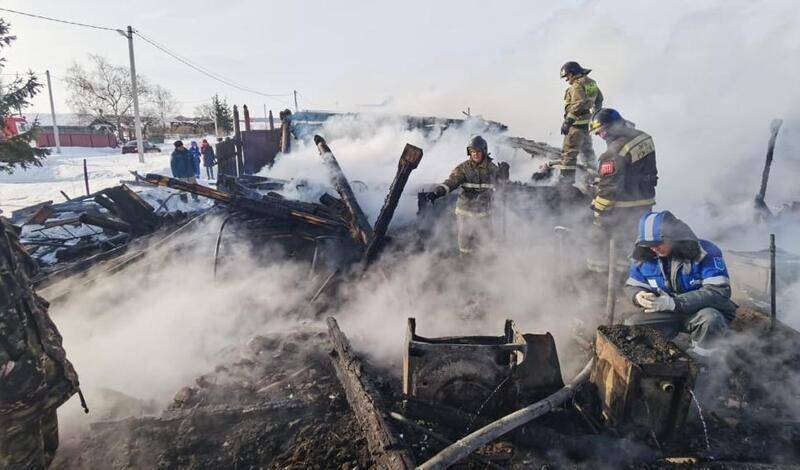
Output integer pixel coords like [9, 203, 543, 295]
[170, 148, 194, 178]
[625, 211, 737, 320]
[189, 145, 201, 176]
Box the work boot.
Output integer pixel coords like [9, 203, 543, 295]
[558, 169, 576, 186]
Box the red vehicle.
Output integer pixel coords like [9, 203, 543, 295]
[2, 116, 29, 139]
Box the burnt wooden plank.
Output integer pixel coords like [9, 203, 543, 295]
[314, 135, 373, 246]
[363, 143, 423, 265]
[326, 317, 415, 470]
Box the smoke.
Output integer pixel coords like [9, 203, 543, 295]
[43, 1, 800, 454]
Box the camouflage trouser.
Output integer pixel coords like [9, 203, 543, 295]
[561, 125, 596, 171]
[456, 211, 492, 256]
[587, 206, 652, 275]
[0, 408, 59, 470]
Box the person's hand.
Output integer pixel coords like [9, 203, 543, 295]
[423, 192, 439, 202]
[635, 291, 656, 309]
[644, 293, 676, 313]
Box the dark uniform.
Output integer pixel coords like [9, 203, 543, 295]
[431, 151, 500, 255]
[0, 218, 81, 469]
[588, 112, 657, 273]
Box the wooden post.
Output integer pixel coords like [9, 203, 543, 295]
[363, 144, 423, 265]
[279, 109, 292, 154]
[314, 135, 373, 246]
[326, 317, 415, 470]
[83, 159, 90, 196]
[232, 105, 243, 176]
[605, 236, 618, 324]
[242, 104, 251, 131]
[268, 110, 274, 130]
[770, 233, 777, 330]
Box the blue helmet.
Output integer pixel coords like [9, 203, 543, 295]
[590, 108, 623, 134]
[636, 211, 697, 247]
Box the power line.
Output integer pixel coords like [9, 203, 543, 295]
[0, 7, 118, 32]
[133, 29, 293, 105]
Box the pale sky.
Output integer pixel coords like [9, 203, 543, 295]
[2, 0, 799, 139]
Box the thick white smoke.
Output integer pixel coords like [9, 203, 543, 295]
[45, 0, 800, 441]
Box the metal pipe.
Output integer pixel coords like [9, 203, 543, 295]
[213, 213, 239, 278]
[418, 359, 594, 470]
[387, 412, 506, 470]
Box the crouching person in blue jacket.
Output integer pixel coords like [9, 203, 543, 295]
[624, 210, 737, 357]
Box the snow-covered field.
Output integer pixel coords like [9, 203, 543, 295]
[0, 145, 174, 215]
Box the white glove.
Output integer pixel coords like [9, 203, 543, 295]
[0, 361, 15, 380]
[635, 291, 656, 309]
[644, 293, 676, 313]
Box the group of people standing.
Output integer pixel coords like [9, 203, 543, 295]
[170, 139, 218, 181]
[422, 60, 733, 360]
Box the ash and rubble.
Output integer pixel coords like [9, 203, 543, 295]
[11, 114, 800, 469]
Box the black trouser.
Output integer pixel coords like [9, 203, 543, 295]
[624, 307, 729, 355]
[205, 166, 214, 179]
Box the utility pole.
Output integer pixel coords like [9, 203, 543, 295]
[45, 70, 61, 154]
[120, 26, 145, 163]
[293, 90, 299, 113]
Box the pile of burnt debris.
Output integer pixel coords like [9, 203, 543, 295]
[15, 130, 798, 468]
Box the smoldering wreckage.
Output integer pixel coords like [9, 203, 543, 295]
[8, 110, 800, 469]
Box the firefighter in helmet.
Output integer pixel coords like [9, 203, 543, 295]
[535, 61, 603, 185]
[586, 108, 658, 274]
[422, 136, 500, 256]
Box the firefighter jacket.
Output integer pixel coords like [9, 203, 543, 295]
[625, 211, 737, 321]
[564, 75, 603, 125]
[592, 127, 658, 214]
[0, 218, 79, 422]
[434, 157, 499, 216]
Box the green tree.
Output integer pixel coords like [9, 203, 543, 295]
[212, 95, 233, 134]
[0, 18, 48, 173]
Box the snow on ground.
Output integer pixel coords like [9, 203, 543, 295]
[0, 145, 175, 215]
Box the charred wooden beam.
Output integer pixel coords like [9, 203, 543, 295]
[27, 204, 54, 225]
[78, 213, 132, 234]
[93, 193, 120, 217]
[363, 144, 423, 265]
[100, 185, 161, 235]
[144, 174, 345, 231]
[243, 104, 251, 131]
[233, 105, 244, 176]
[314, 135, 373, 246]
[326, 317, 415, 470]
[268, 109, 274, 130]
[279, 109, 291, 153]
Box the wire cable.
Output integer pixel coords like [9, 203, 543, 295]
[133, 29, 292, 104]
[0, 7, 118, 32]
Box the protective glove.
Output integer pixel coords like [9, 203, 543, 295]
[423, 192, 440, 202]
[560, 118, 575, 135]
[644, 292, 676, 313]
[635, 291, 656, 309]
[531, 162, 554, 181]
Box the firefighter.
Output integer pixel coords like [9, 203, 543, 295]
[0, 217, 84, 469]
[625, 211, 736, 357]
[535, 61, 604, 185]
[422, 136, 500, 256]
[587, 108, 658, 274]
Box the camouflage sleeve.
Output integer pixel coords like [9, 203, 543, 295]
[565, 83, 591, 121]
[435, 164, 466, 196]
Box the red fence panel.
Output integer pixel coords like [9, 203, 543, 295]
[35, 132, 118, 148]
